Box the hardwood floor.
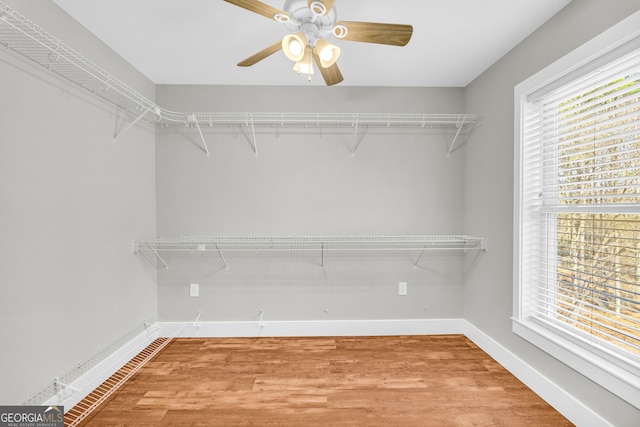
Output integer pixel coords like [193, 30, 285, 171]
[74, 335, 573, 426]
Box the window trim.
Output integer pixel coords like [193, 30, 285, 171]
[514, 9, 640, 409]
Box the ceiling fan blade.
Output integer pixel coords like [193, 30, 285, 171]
[313, 51, 343, 86]
[224, 0, 289, 21]
[308, 0, 336, 15]
[335, 21, 413, 46]
[238, 41, 282, 67]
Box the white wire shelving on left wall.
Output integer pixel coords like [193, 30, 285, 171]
[0, 1, 160, 138]
[0, 1, 481, 156]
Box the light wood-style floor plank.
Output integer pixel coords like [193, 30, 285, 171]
[75, 335, 573, 426]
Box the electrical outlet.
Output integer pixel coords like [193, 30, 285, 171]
[399, 282, 408, 296]
[190, 283, 199, 297]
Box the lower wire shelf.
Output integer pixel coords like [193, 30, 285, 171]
[133, 235, 487, 270]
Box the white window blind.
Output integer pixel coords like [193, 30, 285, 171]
[520, 45, 640, 370]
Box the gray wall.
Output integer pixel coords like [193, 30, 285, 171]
[0, 1, 157, 404]
[464, 0, 640, 425]
[155, 86, 469, 322]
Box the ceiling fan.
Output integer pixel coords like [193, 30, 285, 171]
[224, 0, 413, 86]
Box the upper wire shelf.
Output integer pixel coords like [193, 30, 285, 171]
[166, 111, 481, 129]
[0, 1, 158, 120]
[0, 1, 480, 149]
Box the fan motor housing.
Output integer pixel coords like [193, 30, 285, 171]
[283, 0, 337, 45]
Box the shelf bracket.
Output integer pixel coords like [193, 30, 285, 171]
[113, 106, 151, 143]
[321, 243, 325, 268]
[413, 246, 428, 268]
[351, 117, 360, 156]
[465, 247, 486, 278]
[54, 377, 79, 393]
[249, 115, 258, 157]
[136, 241, 169, 270]
[187, 115, 210, 157]
[480, 238, 488, 251]
[215, 243, 229, 270]
[446, 116, 466, 157]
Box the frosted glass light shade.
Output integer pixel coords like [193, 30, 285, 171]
[282, 32, 308, 62]
[293, 47, 314, 75]
[314, 38, 340, 68]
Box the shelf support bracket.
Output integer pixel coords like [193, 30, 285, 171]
[351, 117, 360, 156]
[250, 115, 258, 156]
[188, 115, 210, 157]
[215, 243, 229, 270]
[113, 106, 151, 143]
[54, 377, 79, 393]
[413, 246, 428, 268]
[351, 116, 360, 157]
[321, 243, 325, 268]
[135, 241, 169, 270]
[447, 116, 466, 157]
[465, 247, 486, 278]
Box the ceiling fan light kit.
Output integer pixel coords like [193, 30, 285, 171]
[224, 0, 413, 86]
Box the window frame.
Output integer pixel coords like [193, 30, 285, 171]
[514, 10, 640, 409]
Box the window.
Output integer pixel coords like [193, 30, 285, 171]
[515, 16, 640, 408]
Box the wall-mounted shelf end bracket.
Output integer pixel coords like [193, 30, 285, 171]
[463, 237, 488, 273]
[133, 240, 169, 270]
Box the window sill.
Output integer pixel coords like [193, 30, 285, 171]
[512, 318, 640, 409]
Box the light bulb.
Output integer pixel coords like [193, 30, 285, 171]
[320, 47, 334, 62]
[289, 40, 303, 57]
[294, 61, 314, 75]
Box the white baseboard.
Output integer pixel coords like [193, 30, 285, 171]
[463, 321, 611, 427]
[157, 318, 466, 338]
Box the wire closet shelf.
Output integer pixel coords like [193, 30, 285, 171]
[0, 1, 480, 131]
[134, 235, 488, 253]
[133, 235, 488, 270]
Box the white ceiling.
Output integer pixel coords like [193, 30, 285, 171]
[51, 0, 571, 87]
